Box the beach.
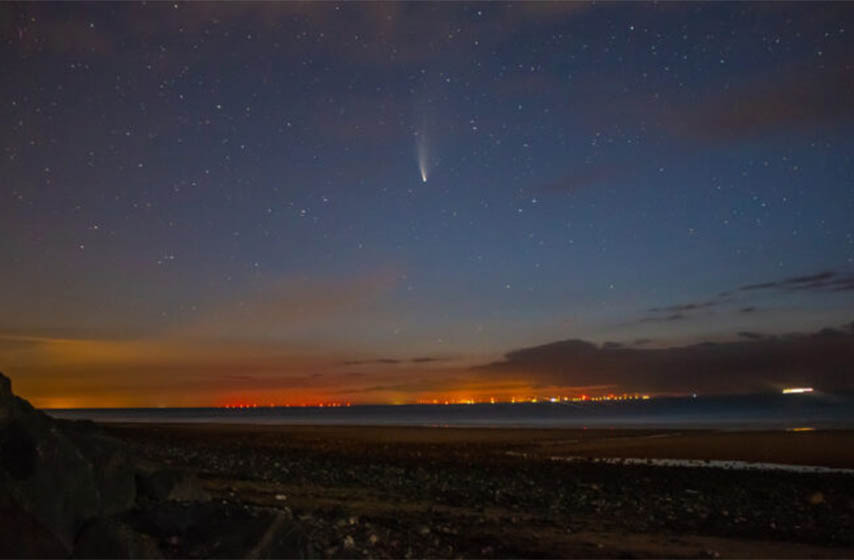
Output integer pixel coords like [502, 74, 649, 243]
[102, 424, 854, 558]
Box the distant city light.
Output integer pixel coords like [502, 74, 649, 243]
[782, 387, 814, 394]
[409, 393, 654, 405]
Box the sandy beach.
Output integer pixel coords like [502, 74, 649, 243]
[102, 424, 854, 558]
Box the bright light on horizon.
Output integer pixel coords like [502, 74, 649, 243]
[782, 387, 813, 394]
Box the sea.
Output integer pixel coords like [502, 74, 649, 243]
[46, 392, 854, 430]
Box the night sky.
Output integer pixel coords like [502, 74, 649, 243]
[2, 2, 853, 407]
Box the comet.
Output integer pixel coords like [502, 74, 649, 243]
[415, 130, 429, 183]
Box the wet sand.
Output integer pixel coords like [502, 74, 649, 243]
[105, 424, 854, 558]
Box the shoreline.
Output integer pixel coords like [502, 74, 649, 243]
[50, 416, 854, 431]
[99, 422, 854, 469]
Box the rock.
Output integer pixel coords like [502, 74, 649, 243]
[244, 510, 300, 559]
[0, 374, 10, 401]
[0, 420, 37, 480]
[0, 371, 137, 553]
[0, 505, 68, 558]
[136, 469, 210, 503]
[72, 517, 162, 559]
[128, 502, 309, 558]
[62, 420, 137, 515]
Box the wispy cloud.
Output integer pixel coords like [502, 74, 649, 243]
[638, 269, 853, 324]
[639, 313, 686, 323]
[648, 301, 720, 313]
[660, 54, 854, 143]
[739, 271, 854, 293]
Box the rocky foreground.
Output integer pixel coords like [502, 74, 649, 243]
[2, 369, 854, 558]
[0, 372, 304, 558]
[106, 424, 854, 559]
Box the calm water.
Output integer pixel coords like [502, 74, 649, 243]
[47, 392, 854, 429]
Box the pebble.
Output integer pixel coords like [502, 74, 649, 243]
[122, 425, 854, 556]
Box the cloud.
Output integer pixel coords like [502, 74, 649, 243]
[740, 271, 835, 291]
[341, 356, 448, 366]
[476, 323, 854, 394]
[739, 270, 854, 294]
[638, 269, 852, 324]
[648, 301, 719, 313]
[737, 331, 765, 340]
[0, 270, 406, 406]
[0, 331, 386, 407]
[1, 3, 590, 67]
[662, 56, 854, 143]
[639, 313, 685, 323]
[342, 359, 401, 366]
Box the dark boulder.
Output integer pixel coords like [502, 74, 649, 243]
[0, 371, 307, 559]
[72, 517, 162, 559]
[0, 372, 137, 554]
[0, 505, 67, 558]
[0, 420, 37, 480]
[62, 419, 139, 515]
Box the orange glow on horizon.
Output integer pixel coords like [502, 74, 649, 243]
[26, 383, 656, 409]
